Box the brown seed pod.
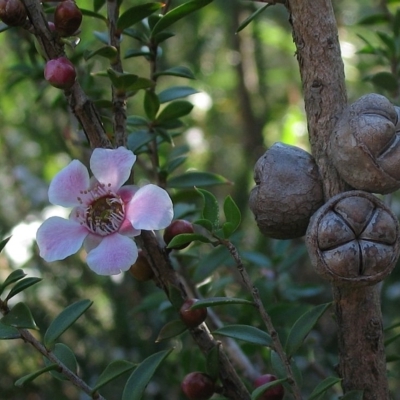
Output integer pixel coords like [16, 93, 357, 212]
[306, 191, 400, 286]
[249, 142, 324, 239]
[329, 93, 400, 194]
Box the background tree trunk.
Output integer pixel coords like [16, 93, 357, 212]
[286, 0, 390, 398]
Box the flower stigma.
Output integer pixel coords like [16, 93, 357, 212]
[76, 183, 125, 236]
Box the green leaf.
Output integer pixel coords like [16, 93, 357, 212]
[84, 45, 118, 61]
[222, 196, 241, 238]
[285, 302, 331, 357]
[124, 49, 151, 59]
[357, 13, 389, 25]
[368, 71, 399, 92]
[1, 302, 38, 330]
[376, 31, 395, 54]
[107, 69, 138, 90]
[154, 66, 195, 80]
[340, 391, 364, 400]
[270, 350, 302, 386]
[196, 188, 220, 231]
[0, 321, 20, 339]
[127, 116, 149, 127]
[44, 343, 78, 381]
[167, 283, 184, 310]
[117, 3, 164, 31]
[385, 331, 400, 347]
[309, 376, 342, 400]
[213, 325, 272, 346]
[122, 349, 173, 400]
[155, 319, 187, 342]
[205, 345, 220, 381]
[158, 86, 199, 103]
[156, 100, 194, 122]
[93, 360, 136, 391]
[15, 364, 59, 387]
[44, 299, 93, 348]
[191, 297, 254, 309]
[93, 0, 106, 12]
[151, 0, 213, 36]
[144, 90, 160, 119]
[0, 268, 26, 296]
[237, 4, 271, 33]
[251, 378, 287, 400]
[0, 236, 11, 253]
[165, 156, 187, 173]
[6, 277, 42, 301]
[152, 31, 175, 44]
[126, 77, 154, 91]
[194, 218, 214, 232]
[127, 130, 154, 153]
[394, 9, 400, 37]
[167, 171, 230, 188]
[167, 233, 211, 249]
[93, 30, 109, 44]
[80, 8, 107, 21]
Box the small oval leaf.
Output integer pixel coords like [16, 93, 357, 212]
[168, 171, 230, 188]
[154, 66, 195, 80]
[44, 343, 78, 381]
[0, 321, 20, 340]
[156, 319, 187, 342]
[122, 349, 173, 400]
[167, 233, 211, 249]
[309, 376, 342, 400]
[191, 297, 254, 309]
[1, 302, 38, 330]
[44, 299, 93, 348]
[196, 188, 220, 231]
[251, 377, 287, 400]
[285, 302, 331, 357]
[0, 268, 26, 296]
[158, 86, 199, 103]
[156, 100, 193, 122]
[117, 3, 164, 31]
[237, 4, 271, 33]
[213, 325, 271, 346]
[223, 195, 241, 237]
[144, 90, 160, 119]
[93, 360, 136, 391]
[15, 364, 59, 387]
[151, 0, 213, 36]
[84, 45, 118, 61]
[6, 277, 42, 301]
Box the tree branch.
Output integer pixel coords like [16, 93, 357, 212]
[286, 1, 390, 398]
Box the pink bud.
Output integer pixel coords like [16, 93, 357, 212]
[44, 57, 76, 90]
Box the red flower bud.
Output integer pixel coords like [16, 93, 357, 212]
[44, 57, 76, 90]
[54, 0, 82, 37]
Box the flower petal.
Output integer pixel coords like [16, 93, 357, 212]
[49, 160, 90, 207]
[127, 184, 174, 230]
[90, 147, 136, 190]
[36, 217, 88, 262]
[86, 234, 138, 275]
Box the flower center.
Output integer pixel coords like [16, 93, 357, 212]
[85, 195, 124, 236]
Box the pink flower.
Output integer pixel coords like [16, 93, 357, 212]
[36, 147, 173, 275]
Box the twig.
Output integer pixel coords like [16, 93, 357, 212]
[220, 238, 303, 400]
[21, 0, 112, 150]
[0, 301, 105, 399]
[107, 0, 127, 147]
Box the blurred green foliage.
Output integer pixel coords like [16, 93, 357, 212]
[1, 0, 400, 399]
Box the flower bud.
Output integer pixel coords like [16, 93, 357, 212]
[54, 0, 82, 37]
[44, 57, 76, 90]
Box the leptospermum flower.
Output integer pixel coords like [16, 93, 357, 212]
[36, 147, 173, 275]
